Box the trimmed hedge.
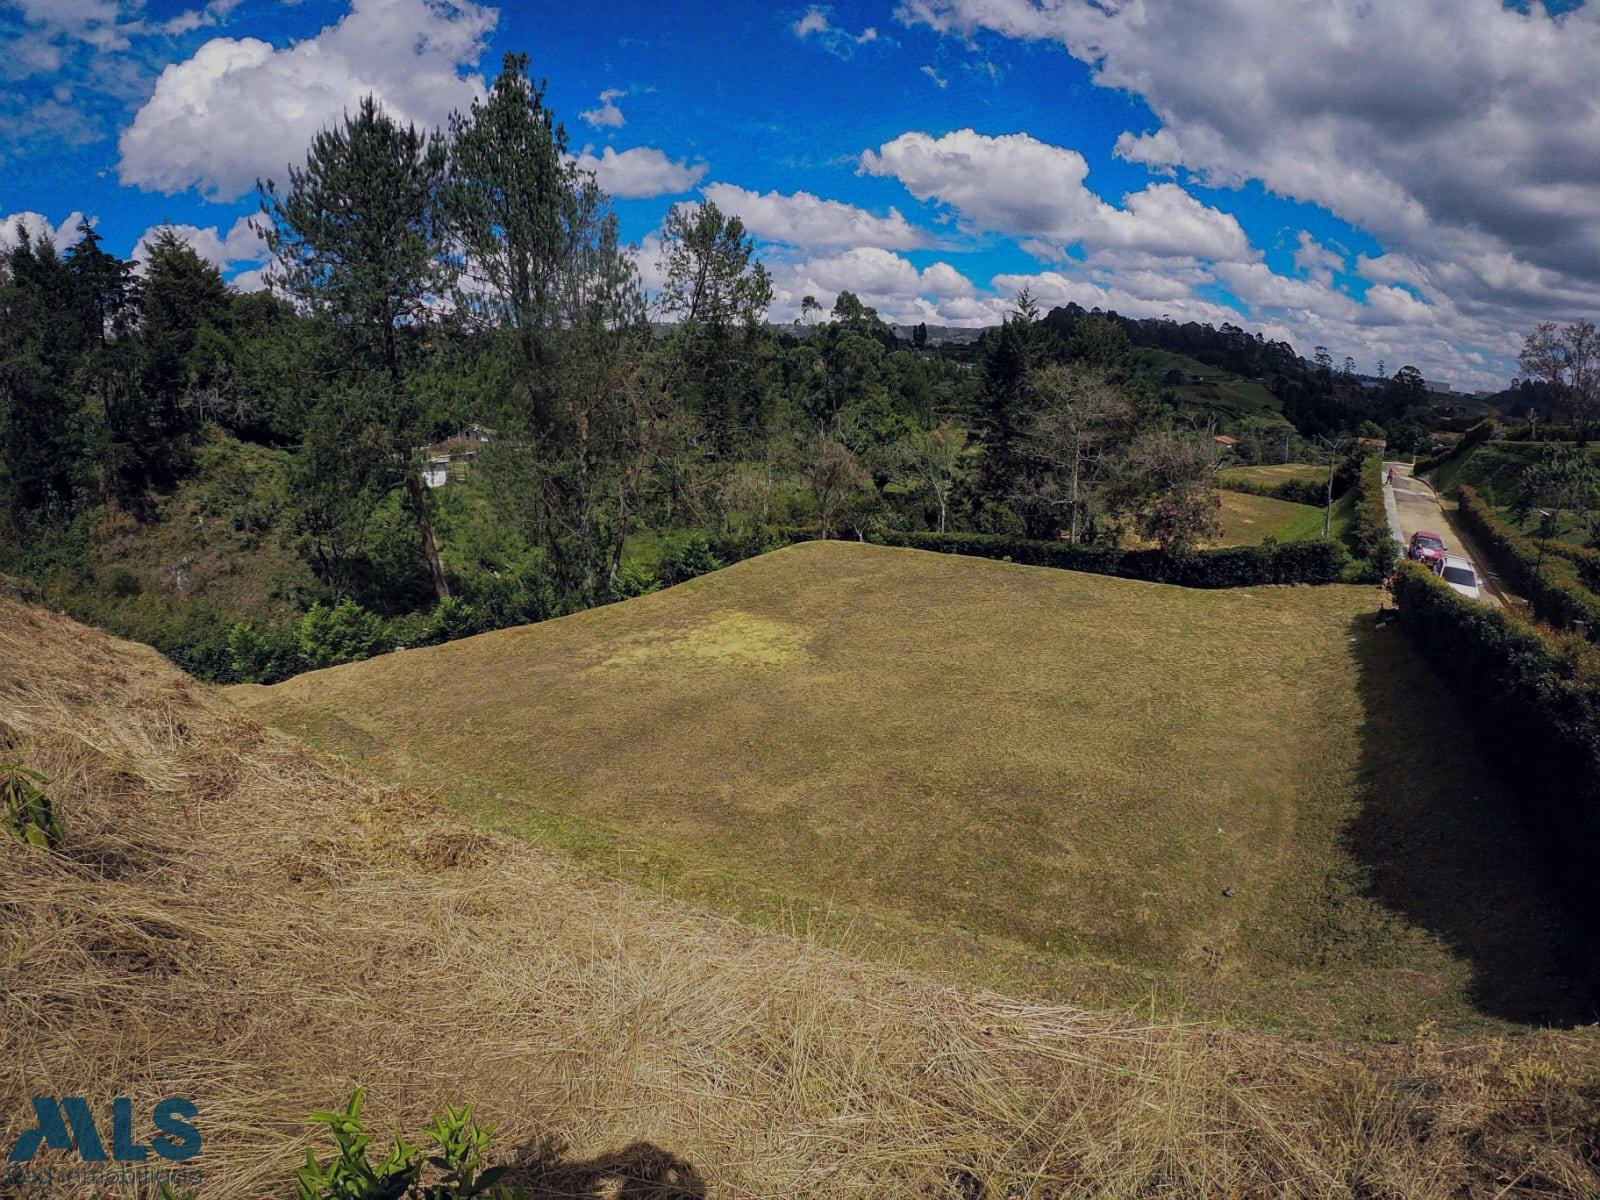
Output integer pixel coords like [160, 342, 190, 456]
[1456, 485, 1600, 637]
[1548, 540, 1600, 592]
[1391, 563, 1600, 967]
[1414, 417, 1495, 475]
[1346, 453, 1400, 579]
[777, 526, 1353, 587]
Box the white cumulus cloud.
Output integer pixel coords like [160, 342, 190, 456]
[574, 146, 706, 199]
[579, 88, 626, 129]
[132, 215, 266, 271]
[0, 210, 88, 253]
[700, 183, 926, 249]
[897, 0, 1600, 383]
[117, 0, 497, 201]
[859, 129, 1254, 263]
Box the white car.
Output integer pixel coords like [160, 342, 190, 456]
[1438, 554, 1481, 601]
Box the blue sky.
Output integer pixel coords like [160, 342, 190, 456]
[5, 0, 1599, 389]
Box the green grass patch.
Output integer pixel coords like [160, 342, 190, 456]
[1215, 491, 1328, 545]
[231, 540, 1586, 1038]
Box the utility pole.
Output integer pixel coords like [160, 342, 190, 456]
[1316, 433, 1348, 539]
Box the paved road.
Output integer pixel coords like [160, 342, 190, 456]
[1383, 461, 1509, 607]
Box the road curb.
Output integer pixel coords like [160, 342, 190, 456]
[1381, 463, 1406, 545]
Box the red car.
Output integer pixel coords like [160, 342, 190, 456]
[1408, 530, 1447, 568]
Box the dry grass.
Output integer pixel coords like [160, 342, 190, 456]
[234, 541, 1584, 1038]
[1218, 463, 1330, 489]
[4, 585, 1600, 1198]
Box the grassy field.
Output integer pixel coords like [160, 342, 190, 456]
[1217, 462, 1327, 489]
[233, 541, 1586, 1038]
[10, 585, 1600, 1197]
[1214, 490, 1327, 544]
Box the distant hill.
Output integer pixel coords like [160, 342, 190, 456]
[889, 323, 987, 345]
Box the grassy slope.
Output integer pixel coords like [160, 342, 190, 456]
[1429, 440, 1600, 504]
[1215, 490, 1326, 544]
[87, 431, 312, 624]
[9, 588, 1600, 1198]
[233, 541, 1585, 1037]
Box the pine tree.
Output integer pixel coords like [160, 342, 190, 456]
[261, 95, 453, 599]
[0, 229, 91, 526]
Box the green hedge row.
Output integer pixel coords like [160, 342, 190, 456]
[777, 527, 1354, 587]
[1547, 540, 1600, 592]
[1346, 453, 1400, 579]
[1414, 417, 1495, 475]
[1456, 486, 1600, 637]
[1391, 563, 1600, 959]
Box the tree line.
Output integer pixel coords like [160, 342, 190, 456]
[4, 51, 1420, 654]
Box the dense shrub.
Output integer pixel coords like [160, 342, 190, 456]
[463, 565, 559, 630]
[657, 532, 724, 586]
[428, 596, 481, 643]
[1346, 453, 1399, 580]
[609, 561, 660, 600]
[384, 610, 435, 650]
[1414, 418, 1494, 475]
[789, 527, 1353, 587]
[227, 621, 304, 684]
[1456, 486, 1600, 637]
[297, 600, 391, 669]
[1548, 540, 1600, 591]
[1391, 563, 1600, 968]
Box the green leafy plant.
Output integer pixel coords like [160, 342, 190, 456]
[294, 1091, 513, 1200]
[2, 763, 63, 849]
[427, 597, 481, 644]
[228, 621, 305, 683]
[294, 1090, 421, 1200]
[419, 1103, 509, 1200]
[297, 601, 391, 669]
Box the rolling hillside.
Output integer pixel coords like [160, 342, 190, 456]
[233, 540, 1587, 1037]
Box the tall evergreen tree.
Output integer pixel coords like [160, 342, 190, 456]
[444, 52, 577, 433]
[261, 95, 453, 599]
[446, 53, 654, 604]
[0, 229, 91, 529]
[63, 219, 135, 349]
